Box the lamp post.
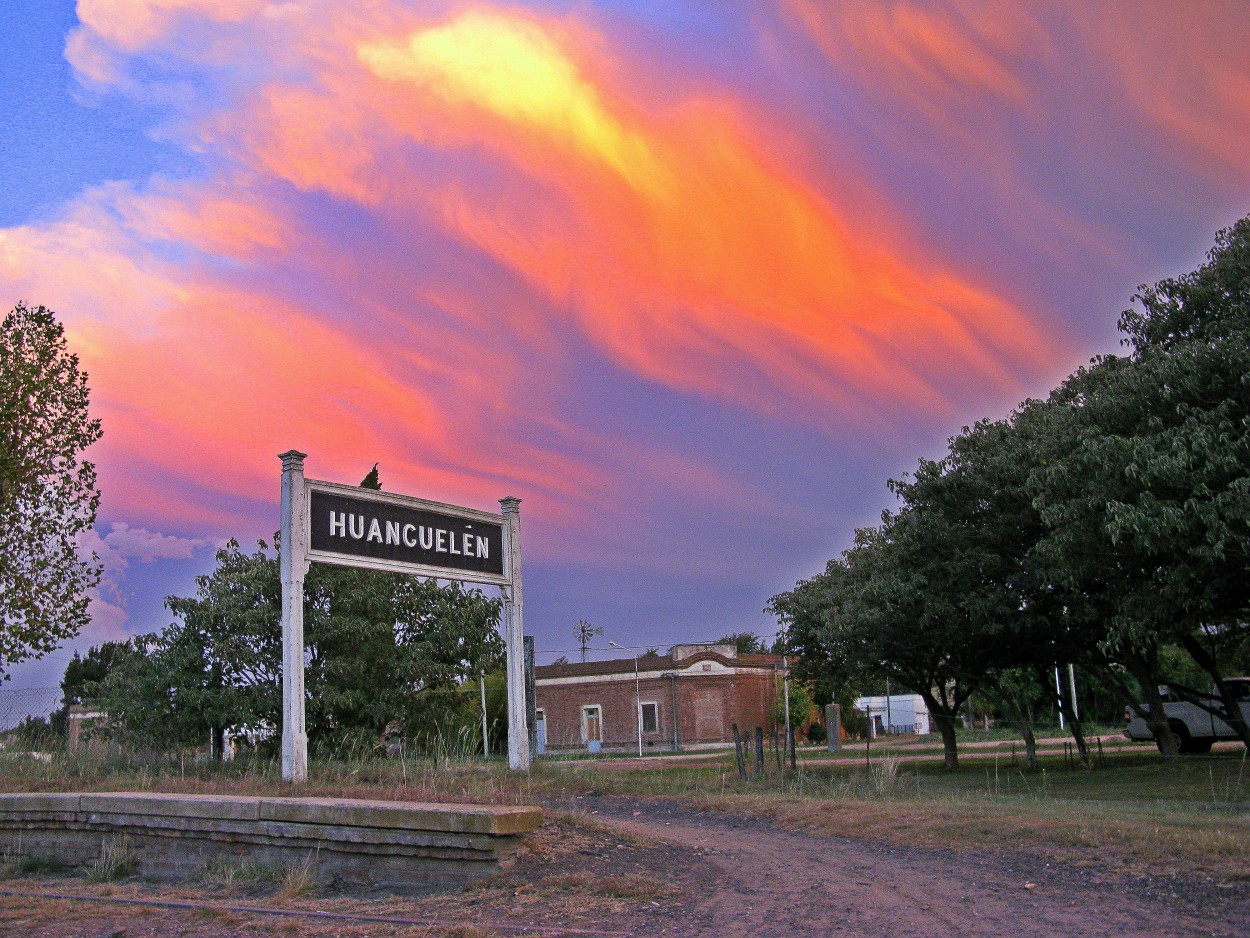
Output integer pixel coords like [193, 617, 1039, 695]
[610, 642, 643, 757]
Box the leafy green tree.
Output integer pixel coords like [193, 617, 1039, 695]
[716, 631, 768, 655]
[1029, 220, 1250, 752]
[96, 536, 504, 755]
[934, 404, 1116, 763]
[841, 509, 1001, 769]
[768, 560, 852, 708]
[779, 217, 1250, 763]
[979, 666, 1049, 769]
[0, 303, 102, 677]
[770, 675, 813, 735]
[305, 563, 504, 754]
[50, 640, 131, 736]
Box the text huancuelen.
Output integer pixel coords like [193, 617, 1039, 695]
[308, 488, 505, 577]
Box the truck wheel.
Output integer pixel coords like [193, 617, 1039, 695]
[1159, 722, 1192, 755]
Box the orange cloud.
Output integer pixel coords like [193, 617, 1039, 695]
[212, 7, 1055, 424]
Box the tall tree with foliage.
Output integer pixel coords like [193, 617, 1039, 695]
[1031, 218, 1250, 751]
[771, 217, 1250, 763]
[0, 303, 102, 677]
[97, 536, 505, 755]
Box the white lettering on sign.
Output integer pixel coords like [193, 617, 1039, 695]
[324, 511, 491, 558]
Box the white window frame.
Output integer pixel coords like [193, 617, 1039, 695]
[639, 700, 659, 735]
[581, 704, 603, 744]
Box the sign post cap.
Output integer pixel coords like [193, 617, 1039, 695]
[279, 450, 308, 471]
[499, 496, 522, 512]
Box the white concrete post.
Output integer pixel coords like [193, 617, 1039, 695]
[279, 450, 309, 782]
[500, 497, 530, 771]
[480, 673, 489, 759]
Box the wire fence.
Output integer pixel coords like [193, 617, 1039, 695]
[0, 687, 61, 733]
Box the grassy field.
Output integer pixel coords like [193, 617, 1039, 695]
[2, 735, 1247, 882]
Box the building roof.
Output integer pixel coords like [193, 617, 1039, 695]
[535, 649, 783, 680]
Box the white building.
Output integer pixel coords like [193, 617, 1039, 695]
[853, 693, 930, 736]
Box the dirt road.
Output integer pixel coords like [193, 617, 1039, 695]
[569, 794, 1250, 937]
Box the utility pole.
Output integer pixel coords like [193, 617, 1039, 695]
[885, 678, 892, 736]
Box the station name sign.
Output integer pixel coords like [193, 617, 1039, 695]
[306, 482, 505, 582]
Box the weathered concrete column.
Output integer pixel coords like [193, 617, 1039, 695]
[500, 497, 530, 771]
[279, 450, 309, 782]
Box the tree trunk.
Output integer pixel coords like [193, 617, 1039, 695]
[932, 710, 960, 770]
[1107, 651, 1176, 760]
[1181, 633, 1250, 750]
[1068, 718, 1090, 766]
[211, 725, 225, 762]
[1021, 724, 1038, 772]
[1139, 680, 1176, 760]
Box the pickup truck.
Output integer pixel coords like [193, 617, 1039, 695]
[1124, 677, 1250, 754]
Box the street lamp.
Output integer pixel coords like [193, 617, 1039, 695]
[609, 642, 643, 757]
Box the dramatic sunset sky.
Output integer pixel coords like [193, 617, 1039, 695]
[3, 1, 1248, 689]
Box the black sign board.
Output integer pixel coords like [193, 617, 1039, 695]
[308, 487, 505, 578]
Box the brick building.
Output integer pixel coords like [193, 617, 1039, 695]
[534, 643, 785, 752]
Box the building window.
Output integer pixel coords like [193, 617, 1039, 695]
[581, 705, 602, 743]
[640, 702, 658, 734]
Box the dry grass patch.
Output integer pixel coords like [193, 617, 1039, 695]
[538, 871, 676, 902]
[273, 854, 317, 902]
[86, 836, 136, 883]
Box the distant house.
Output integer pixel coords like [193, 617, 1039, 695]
[534, 643, 786, 752]
[853, 693, 930, 736]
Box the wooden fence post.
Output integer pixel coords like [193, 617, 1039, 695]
[732, 724, 747, 781]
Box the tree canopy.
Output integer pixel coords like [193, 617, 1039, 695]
[0, 303, 102, 677]
[770, 217, 1250, 764]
